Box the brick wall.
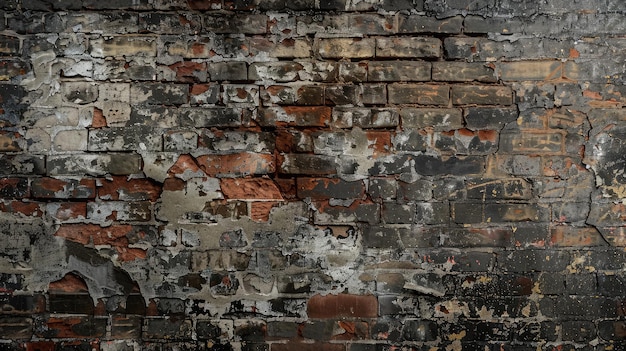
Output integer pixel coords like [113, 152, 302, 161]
[1, 0, 626, 350]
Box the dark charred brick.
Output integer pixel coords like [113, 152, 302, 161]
[515, 321, 558, 342]
[0, 294, 39, 313]
[598, 273, 626, 296]
[553, 296, 617, 318]
[48, 294, 94, 314]
[382, 203, 415, 223]
[398, 226, 440, 248]
[325, 85, 360, 106]
[537, 272, 565, 295]
[197, 321, 223, 340]
[242, 343, 268, 351]
[561, 321, 596, 342]
[0, 35, 20, 55]
[0, 273, 23, 292]
[37, 316, 107, 338]
[272, 343, 343, 351]
[251, 231, 283, 248]
[205, 14, 267, 34]
[280, 154, 337, 175]
[414, 155, 485, 176]
[393, 130, 428, 152]
[266, 321, 298, 338]
[361, 84, 387, 105]
[436, 251, 495, 272]
[368, 178, 397, 200]
[566, 274, 597, 295]
[144, 318, 193, 340]
[361, 225, 404, 249]
[297, 178, 365, 200]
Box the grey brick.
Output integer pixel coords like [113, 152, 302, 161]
[376, 37, 441, 59]
[130, 83, 189, 105]
[208, 62, 248, 81]
[88, 126, 162, 152]
[47, 154, 142, 176]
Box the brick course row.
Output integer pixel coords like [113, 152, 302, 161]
[3, 0, 626, 350]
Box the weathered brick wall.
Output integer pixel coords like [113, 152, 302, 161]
[2, 0, 626, 349]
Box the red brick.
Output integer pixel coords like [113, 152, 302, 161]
[116, 247, 148, 261]
[197, 152, 275, 177]
[0, 178, 28, 198]
[31, 178, 96, 199]
[41, 316, 106, 338]
[275, 178, 297, 199]
[0, 317, 32, 340]
[250, 201, 281, 222]
[98, 176, 161, 202]
[307, 294, 378, 319]
[0, 35, 20, 55]
[111, 315, 142, 339]
[258, 106, 332, 127]
[280, 154, 337, 175]
[388, 84, 450, 105]
[221, 178, 284, 200]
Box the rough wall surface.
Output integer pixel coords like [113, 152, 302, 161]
[2, 0, 626, 349]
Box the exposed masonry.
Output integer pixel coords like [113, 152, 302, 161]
[2, 0, 626, 350]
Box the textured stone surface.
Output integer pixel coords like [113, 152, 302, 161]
[1, 1, 625, 350]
